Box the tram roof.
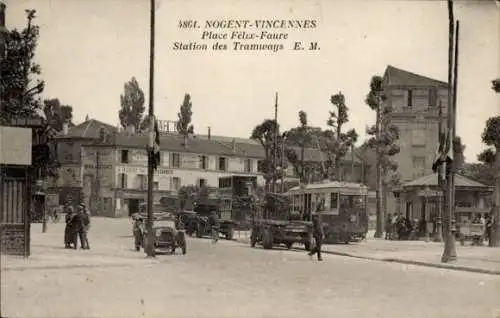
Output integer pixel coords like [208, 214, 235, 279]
[287, 181, 368, 193]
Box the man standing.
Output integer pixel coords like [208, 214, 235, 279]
[71, 206, 84, 249]
[64, 205, 75, 248]
[80, 204, 91, 249]
[308, 214, 324, 261]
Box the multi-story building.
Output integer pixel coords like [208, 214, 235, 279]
[53, 118, 365, 217]
[382, 65, 449, 182]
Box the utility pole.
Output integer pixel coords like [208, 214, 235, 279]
[435, 100, 444, 242]
[145, 0, 156, 257]
[273, 92, 278, 194]
[441, 0, 457, 263]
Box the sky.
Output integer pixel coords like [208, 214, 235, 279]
[4, 0, 500, 162]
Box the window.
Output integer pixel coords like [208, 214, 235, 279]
[170, 153, 181, 168]
[199, 155, 208, 170]
[407, 89, 413, 107]
[171, 177, 181, 191]
[257, 160, 264, 173]
[153, 181, 159, 191]
[121, 150, 129, 163]
[199, 178, 207, 188]
[428, 88, 438, 107]
[118, 173, 127, 188]
[330, 192, 339, 210]
[244, 159, 252, 173]
[136, 175, 146, 190]
[412, 156, 426, 178]
[412, 129, 426, 146]
[219, 177, 232, 188]
[218, 157, 227, 171]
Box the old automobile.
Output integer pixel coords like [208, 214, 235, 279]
[134, 212, 187, 255]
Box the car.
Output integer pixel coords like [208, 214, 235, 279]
[134, 212, 187, 255]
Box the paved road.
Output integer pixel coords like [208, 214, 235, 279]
[2, 219, 500, 318]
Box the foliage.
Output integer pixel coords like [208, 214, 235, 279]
[364, 76, 400, 175]
[492, 79, 500, 93]
[118, 77, 145, 131]
[176, 93, 194, 136]
[482, 116, 500, 149]
[452, 136, 466, 171]
[0, 10, 59, 179]
[477, 148, 496, 165]
[43, 98, 74, 132]
[0, 9, 44, 123]
[251, 119, 282, 188]
[327, 91, 358, 180]
[460, 162, 495, 186]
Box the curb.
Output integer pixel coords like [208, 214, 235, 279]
[321, 250, 500, 276]
[233, 238, 500, 276]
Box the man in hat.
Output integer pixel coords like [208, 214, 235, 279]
[308, 213, 324, 261]
[64, 205, 75, 248]
[79, 203, 91, 249]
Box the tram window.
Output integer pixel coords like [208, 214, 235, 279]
[339, 195, 363, 209]
[330, 193, 339, 209]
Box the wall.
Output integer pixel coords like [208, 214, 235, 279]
[388, 87, 449, 182]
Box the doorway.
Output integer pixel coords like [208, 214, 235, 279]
[128, 199, 141, 216]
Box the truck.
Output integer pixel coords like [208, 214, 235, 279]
[250, 192, 313, 250]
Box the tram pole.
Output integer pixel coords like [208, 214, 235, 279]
[145, 0, 156, 258]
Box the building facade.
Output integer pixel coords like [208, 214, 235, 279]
[53, 119, 365, 217]
[382, 65, 449, 182]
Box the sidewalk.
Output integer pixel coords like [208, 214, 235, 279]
[232, 230, 500, 275]
[1, 218, 161, 272]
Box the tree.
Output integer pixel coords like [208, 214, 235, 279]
[327, 92, 359, 180]
[0, 9, 44, 123]
[251, 119, 279, 192]
[492, 79, 500, 93]
[43, 98, 74, 132]
[176, 93, 194, 145]
[118, 77, 145, 131]
[481, 116, 500, 246]
[365, 75, 401, 238]
[452, 136, 466, 172]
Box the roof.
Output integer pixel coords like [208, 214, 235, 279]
[58, 119, 362, 163]
[383, 65, 448, 87]
[56, 119, 117, 139]
[402, 173, 491, 189]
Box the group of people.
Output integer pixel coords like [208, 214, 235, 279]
[385, 213, 420, 240]
[64, 203, 91, 249]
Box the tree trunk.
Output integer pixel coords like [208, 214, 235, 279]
[336, 124, 342, 181]
[374, 103, 384, 238]
[491, 148, 500, 247]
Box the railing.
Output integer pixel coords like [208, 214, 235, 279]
[392, 107, 443, 116]
[455, 206, 490, 214]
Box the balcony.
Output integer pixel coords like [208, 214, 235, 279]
[455, 206, 491, 214]
[391, 106, 445, 118]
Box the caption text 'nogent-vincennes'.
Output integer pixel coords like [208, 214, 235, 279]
[173, 19, 320, 53]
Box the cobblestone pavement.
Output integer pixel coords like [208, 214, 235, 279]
[2, 218, 500, 318]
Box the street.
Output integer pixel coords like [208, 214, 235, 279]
[2, 218, 500, 318]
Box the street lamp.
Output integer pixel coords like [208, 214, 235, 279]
[423, 186, 431, 242]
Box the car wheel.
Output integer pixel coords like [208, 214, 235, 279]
[262, 228, 273, 250]
[285, 242, 293, 249]
[226, 227, 234, 240]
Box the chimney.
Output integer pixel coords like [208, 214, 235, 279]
[62, 122, 69, 135]
[0, 2, 6, 61]
[0, 3, 6, 29]
[126, 124, 135, 135]
[208, 126, 211, 140]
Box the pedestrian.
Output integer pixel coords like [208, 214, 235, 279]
[308, 214, 323, 261]
[385, 213, 392, 240]
[209, 211, 220, 244]
[64, 205, 75, 248]
[80, 204, 91, 249]
[71, 206, 84, 249]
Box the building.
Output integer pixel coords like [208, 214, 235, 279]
[53, 118, 365, 217]
[382, 65, 449, 182]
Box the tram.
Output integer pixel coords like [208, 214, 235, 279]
[287, 181, 369, 244]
